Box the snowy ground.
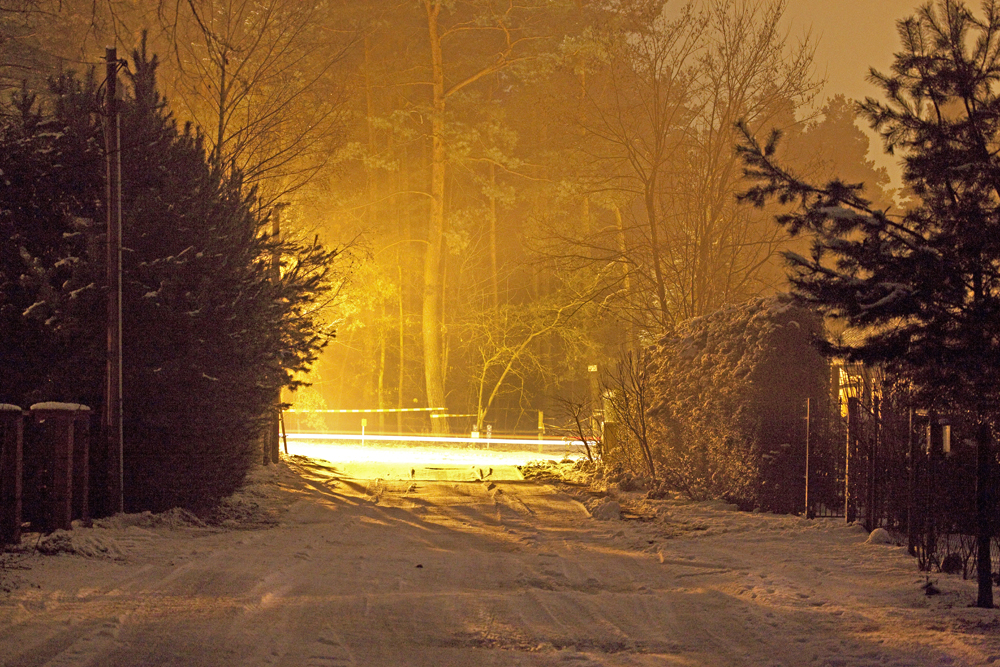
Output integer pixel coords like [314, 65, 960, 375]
[1, 443, 999, 666]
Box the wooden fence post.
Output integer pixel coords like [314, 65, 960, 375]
[925, 412, 940, 566]
[975, 420, 994, 608]
[804, 397, 811, 518]
[0, 405, 24, 545]
[72, 408, 92, 522]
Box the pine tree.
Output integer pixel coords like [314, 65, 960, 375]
[738, 0, 998, 608]
[0, 38, 338, 512]
[116, 40, 337, 510]
[0, 73, 105, 405]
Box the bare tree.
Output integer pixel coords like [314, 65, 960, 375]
[582, 0, 707, 328]
[466, 297, 590, 435]
[662, 0, 819, 319]
[553, 395, 598, 462]
[153, 0, 359, 203]
[573, 0, 818, 332]
[419, 0, 556, 431]
[601, 349, 657, 481]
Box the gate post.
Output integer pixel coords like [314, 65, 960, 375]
[602, 421, 618, 464]
[906, 406, 917, 556]
[865, 396, 880, 532]
[845, 397, 858, 523]
[31, 403, 88, 531]
[0, 405, 25, 545]
[72, 407, 92, 522]
[925, 411, 942, 567]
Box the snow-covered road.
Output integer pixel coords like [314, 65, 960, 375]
[1, 449, 998, 666]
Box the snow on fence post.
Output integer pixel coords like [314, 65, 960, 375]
[0, 404, 25, 545]
[30, 403, 90, 531]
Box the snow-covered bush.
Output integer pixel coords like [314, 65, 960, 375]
[647, 297, 829, 511]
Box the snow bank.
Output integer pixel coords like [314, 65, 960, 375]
[35, 530, 127, 560]
[866, 527, 895, 545]
[590, 499, 621, 520]
[94, 508, 205, 530]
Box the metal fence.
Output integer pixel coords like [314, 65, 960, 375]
[806, 365, 1000, 580]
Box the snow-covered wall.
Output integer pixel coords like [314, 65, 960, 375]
[647, 297, 829, 511]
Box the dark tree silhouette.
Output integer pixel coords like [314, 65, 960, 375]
[738, 0, 1000, 608]
[0, 40, 340, 512]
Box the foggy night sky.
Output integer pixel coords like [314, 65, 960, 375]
[785, 0, 930, 187]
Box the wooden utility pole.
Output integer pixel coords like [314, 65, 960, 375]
[104, 47, 123, 514]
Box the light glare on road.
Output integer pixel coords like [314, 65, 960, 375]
[285, 433, 584, 470]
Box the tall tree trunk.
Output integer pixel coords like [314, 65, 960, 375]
[397, 135, 408, 435]
[397, 261, 405, 434]
[644, 174, 670, 326]
[364, 33, 378, 218]
[377, 321, 386, 432]
[215, 50, 228, 168]
[489, 161, 499, 311]
[614, 205, 637, 346]
[423, 0, 448, 432]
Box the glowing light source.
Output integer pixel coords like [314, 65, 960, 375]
[284, 432, 592, 447]
[285, 435, 585, 473]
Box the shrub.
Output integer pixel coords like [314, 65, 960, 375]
[647, 297, 829, 511]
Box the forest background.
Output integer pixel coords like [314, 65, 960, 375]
[0, 0, 897, 436]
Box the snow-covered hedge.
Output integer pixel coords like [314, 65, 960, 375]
[647, 297, 829, 511]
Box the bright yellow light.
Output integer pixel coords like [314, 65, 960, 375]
[284, 433, 585, 471]
[284, 432, 589, 447]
